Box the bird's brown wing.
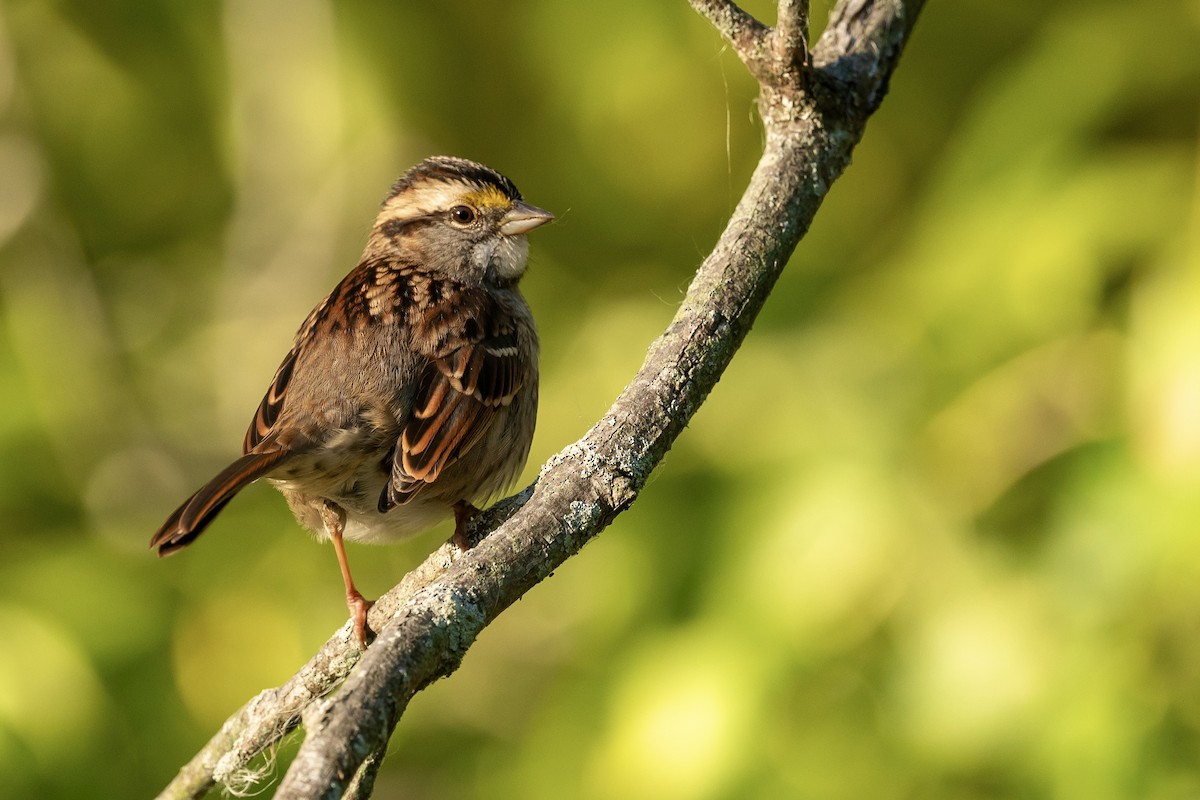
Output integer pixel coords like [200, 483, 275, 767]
[243, 347, 298, 453]
[380, 289, 525, 510]
[242, 287, 337, 454]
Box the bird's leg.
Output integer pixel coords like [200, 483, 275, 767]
[451, 500, 480, 551]
[320, 501, 374, 649]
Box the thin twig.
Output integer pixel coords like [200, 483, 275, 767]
[773, 0, 810, 65]
[343, 750, 384, 800]
[687, 0, 770, 75]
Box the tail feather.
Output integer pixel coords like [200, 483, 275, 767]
[151, 450, 289, 556]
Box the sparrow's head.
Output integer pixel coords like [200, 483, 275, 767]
[372, 156, 554, 286]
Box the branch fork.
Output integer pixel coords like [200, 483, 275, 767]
[689, 0, 810, 91]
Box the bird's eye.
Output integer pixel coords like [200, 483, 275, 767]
[449, 205, 477, 225]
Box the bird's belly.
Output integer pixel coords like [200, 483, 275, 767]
[342, 495, 451, 544]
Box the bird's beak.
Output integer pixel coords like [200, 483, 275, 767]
[499, 202, 555, 236]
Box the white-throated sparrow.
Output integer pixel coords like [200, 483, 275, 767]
[150, 156, 552, 648]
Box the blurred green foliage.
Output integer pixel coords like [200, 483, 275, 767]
[1, 0, 1199, 797]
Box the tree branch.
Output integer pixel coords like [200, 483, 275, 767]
[687, 0, 770, 75]
[772, 0, 810, 65]
[156, 1, 925, 797]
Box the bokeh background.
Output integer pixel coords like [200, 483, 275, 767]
[2, 0, 1199, 797]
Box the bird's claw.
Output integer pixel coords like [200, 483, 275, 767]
[347, 590, 375, 649]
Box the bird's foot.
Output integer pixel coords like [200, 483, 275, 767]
[346, 589, 375, 650]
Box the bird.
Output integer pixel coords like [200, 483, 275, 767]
[150, 156, 553, 648]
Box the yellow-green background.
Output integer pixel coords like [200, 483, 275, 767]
[2, 0, 1199, 797]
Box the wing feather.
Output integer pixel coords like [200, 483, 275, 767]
[380, 288, 527, 510]
[244, 348, 298, 453]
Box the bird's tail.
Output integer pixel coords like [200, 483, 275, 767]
[150, 450, 289, 556]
